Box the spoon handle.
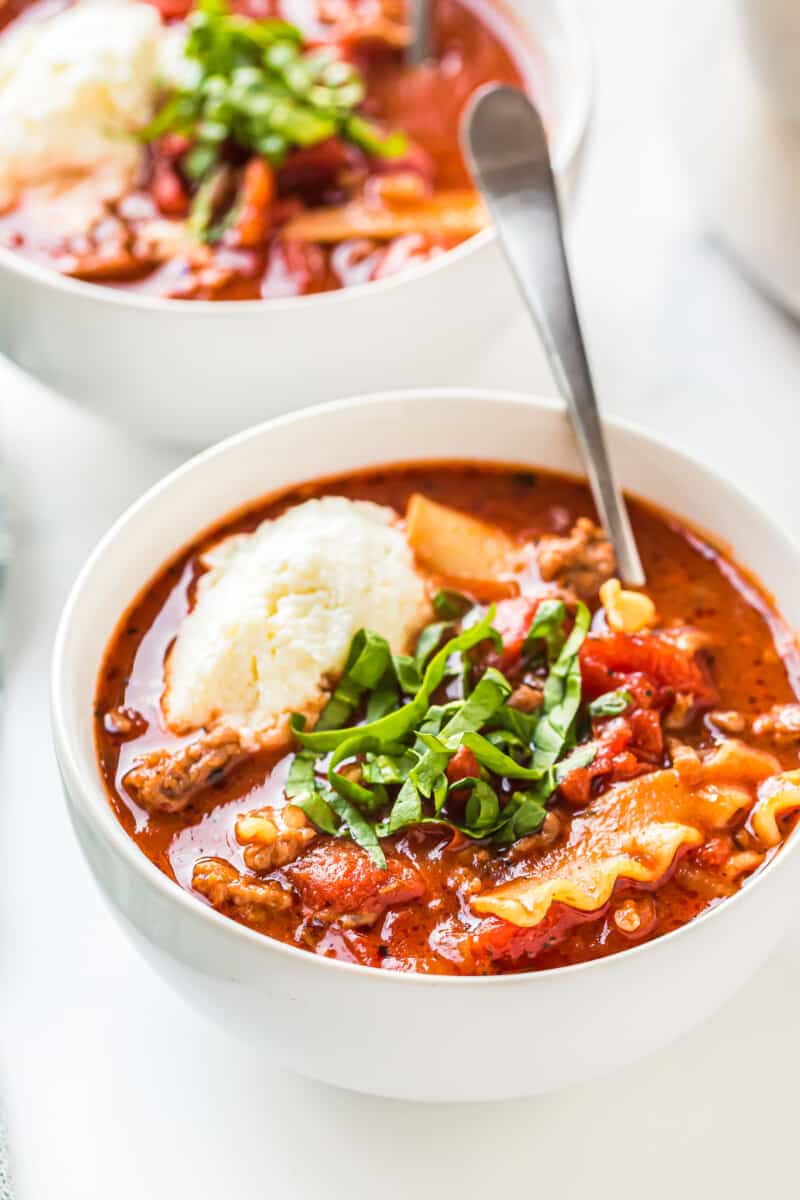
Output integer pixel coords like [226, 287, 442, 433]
[406, 0, 432, 65]
[464, 85, 645, 587]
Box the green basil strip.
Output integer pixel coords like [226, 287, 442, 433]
[414, 621, 450, 668]
[386, 777, 422, 834]
[393, 654, 422, 694]
[588, 688, 633, 717]
[432, 773, 448, 814]
[410, 742, 452, 798]
[417, 701, 462, 736]
[493, 791, 548, 845]
[285, 753, 339, 834]
[285, 750, 317, 798]
[462, 778, 501, 832]
[315, 629, 393, 730]
[459, 731, 548, 781]
[440, 667, 511, 739]
[328, 733, 395, 813]
[484, 727, 528, 752]
[523, 598, 567, 662]
[346, 630, 394, 688]
[327, 793, 386, 868]
[293, 789, 339, 836]
[487, 704, 540, 744]
[292, 607, 497, 752]
[366, 676, 399, 721]
[533, 602, 591, 769]
[554, 741, 597, 781]
[362, 751, 416, 785]
[432, 589, 473, 620]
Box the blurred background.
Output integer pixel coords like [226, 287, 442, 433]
[2, 0, 800, 1196]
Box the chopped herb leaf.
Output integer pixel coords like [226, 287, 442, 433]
[393, 654, 422, 694]
[289, 595, 605, 860]
[414, 620, 450, 668]
[532, 602, 591, 769]
[432, 589, 473, 620]
[461, 778, 501, 832]
[327, 792, 386, 868]
[316, 628, 393, 730]
[523, 598, 566, 662]
[588, 688, 633, 717]
[293, 788, 339, 836]
[386, 777, 422, 833]
[291, 607, 498, 752]
[439, 667, 511, 738]
[144, 0, 406, 241]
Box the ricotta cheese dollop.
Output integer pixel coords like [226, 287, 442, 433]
[165, 497, 430, 739]
[0, 0, 166, 198]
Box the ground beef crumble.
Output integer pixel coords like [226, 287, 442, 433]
[123, 725, 245, 813]
[536, 517, 615, 600]
[192, 857, 292, 920]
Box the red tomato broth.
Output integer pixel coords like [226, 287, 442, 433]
[0, 0, 534, 299]
[94, 463, 800, 975]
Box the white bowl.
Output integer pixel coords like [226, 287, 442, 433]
[51, 389, 800, 1102]
[0, 0, 590, 447]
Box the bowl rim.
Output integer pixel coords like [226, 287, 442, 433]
[51, 387, 800, 988]
[0, 0, 591, 316]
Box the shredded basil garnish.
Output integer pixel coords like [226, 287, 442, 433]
[432, 589, 472, 620]
[287, 599, 597, 865]
[588, 688, 633, 717]
[144, 0, 406, 241]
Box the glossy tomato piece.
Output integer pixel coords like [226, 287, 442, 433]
[445, 744, 481, 784]
[580, 633, 717, 706]
[489, 596, 542, 670]
[289, 840, 425, 923]
[469, 903, 600, 967]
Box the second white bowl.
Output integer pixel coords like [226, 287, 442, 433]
[0, 0, 590, 446]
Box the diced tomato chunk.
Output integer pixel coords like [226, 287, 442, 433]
[559, 712, 661, 806]
[593, 716, 633, 761]
[628, 708, 664, 760]
[580, 633, 716, 707]
[469, 903, 600, 967]
[489, 596, 542, 670]
[289, 841, 425, 923]
[558, 767, 592, 807]
[158, 133, 192, 160]
[276, 137, 359, 198]
[446, 744, 481, 784]
[152, 162, 189, 217]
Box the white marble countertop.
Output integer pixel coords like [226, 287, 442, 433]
[3, 1, 800, 1196]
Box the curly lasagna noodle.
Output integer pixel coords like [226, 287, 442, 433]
[95, 464, 800, 974]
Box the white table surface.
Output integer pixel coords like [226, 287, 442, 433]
[3, 1, 800, 1196]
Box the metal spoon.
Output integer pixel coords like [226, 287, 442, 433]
[406, 0, 432, 66]
[463, 85, 646, 587]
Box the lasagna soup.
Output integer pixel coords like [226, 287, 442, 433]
[95, 464, 800, 974]
[0, 0, 531, 298]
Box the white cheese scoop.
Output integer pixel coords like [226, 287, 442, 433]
[0, 0, 168, 199]
[164, 497, 430, 740]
